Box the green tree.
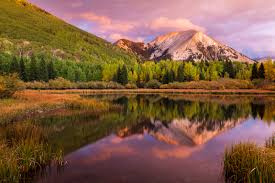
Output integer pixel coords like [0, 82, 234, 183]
[118, 64, 128, 85]
[9, 56, 19, 74]
[47, 60, 56, 80]
[29, 55, 38, 81]
[177, 63, 185, 82]
[38, 57, 49, 81]
[162, 70, 170, 84]
[67, 67, 76, 81]
[224, 61, 235, 78]
[19, 57, 27, 81]
[251, 63, 258, 80]
[258, 63, 265, 79]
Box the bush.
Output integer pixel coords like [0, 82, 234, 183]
[0, 74, 23, 98]
[25, 79, 125, 90]
[145, 80, 161, 89]
[125, 83, 138, 89]
[253, 79, 275, 90]
[160, 79, 253, 90]
[49, 77, 75, 89]
[25, 81, 49, 90]
[76, 81, 125, 89]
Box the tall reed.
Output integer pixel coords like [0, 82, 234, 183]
[223, 136, 275, 183]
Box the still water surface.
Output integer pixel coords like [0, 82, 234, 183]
[34, 94, 275, 183]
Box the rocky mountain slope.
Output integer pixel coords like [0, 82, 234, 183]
[115, 30, 255, 63]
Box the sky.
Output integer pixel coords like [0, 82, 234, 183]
[28, 0, 275, 59]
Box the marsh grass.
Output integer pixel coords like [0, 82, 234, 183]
[0, 122, 63, 182]
[224, 135, 275, 183]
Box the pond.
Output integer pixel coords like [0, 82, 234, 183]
[29, 94, 275, 183]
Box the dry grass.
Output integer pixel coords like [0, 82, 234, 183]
[0, 90, 112, 124]
[0, 122, 63, 182]
[224, 134, 275, 183]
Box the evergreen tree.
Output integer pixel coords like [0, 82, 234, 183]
[162, 70, 169, 84]
[258, 63, 265, 79]
[114, 66, 121, 83]
[9, 56, 19, 74]
[119, 64, 128, 85]
[251, 63, 258, 80]
[29, 55, 38, 81]
[19, 57, 27, 81]
[136, 74, 142, 88]
[224, 61, 235, 78]
[169, 70, 175, 82]
[145, 73, 150, 82]
[177, 64, 185, 82]
[47, 60, 56, 80]
[67, 67, 76, 81]
[38, 57, 49, 81]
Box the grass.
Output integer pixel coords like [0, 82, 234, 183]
[0, 90, 111, 124]
[0, 0, 136, 64]
[223, 134, 275, 183]
[0, 121, 63, 182]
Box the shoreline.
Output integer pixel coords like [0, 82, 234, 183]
[30, 89, 275, 95]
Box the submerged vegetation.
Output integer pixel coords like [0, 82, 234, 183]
[223, 134, 275, 183]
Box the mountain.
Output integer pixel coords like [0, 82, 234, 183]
[117, 117, 245, 146]
[114, 39, 150, 60]
[256, 57, 275, 63]
[115, 30, 254, 63]
[0, 0, 137, 64]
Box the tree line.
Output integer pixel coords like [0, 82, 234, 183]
[0, 53, 274, 85]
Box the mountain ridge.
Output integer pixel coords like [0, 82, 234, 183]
[115, 30, 255, 63]
[0, 0, 137, 64]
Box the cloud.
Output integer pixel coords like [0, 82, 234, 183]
[79, 13, 204, 42]
[28, 0, 275, 57]
[149, 17, 205, 32]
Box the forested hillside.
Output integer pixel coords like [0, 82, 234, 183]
[0, 0, 137, 64]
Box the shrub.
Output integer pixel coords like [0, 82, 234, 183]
[145, 80, 161, 89]
[253, 79, 275, 90]
[160, 79, 253, 90]
[76, 81, 125, 89]
[125, 83, 138, 89]
[49, 77, 75, 89]
[25, 81, 49, 90]
[0, 74, 23, 98]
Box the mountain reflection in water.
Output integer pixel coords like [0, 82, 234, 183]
[34, 94, 275, 183]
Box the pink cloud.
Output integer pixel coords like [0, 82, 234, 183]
[28, 0, 275, 57]
[149, 17, 205, 32]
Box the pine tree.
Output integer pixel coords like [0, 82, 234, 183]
[120, 64, 128, 85]
[177, 64, 185, 82]
[114, 66, 121, 83]
[162, 71, 169, 84]
[224, 61, 235, 78]
[136, 74, 141, 88]
[251, 63, 258, 80]
[19, 57, 27, 81]
[145, 73, 150, 82]
[38, 57, 49, 81]
[47, 60, 56, 80]
[258, 63, 265, 79]
[9, 56, 19, 74]
[29, 55, 38, 81]
[169, 70, 175, 82]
